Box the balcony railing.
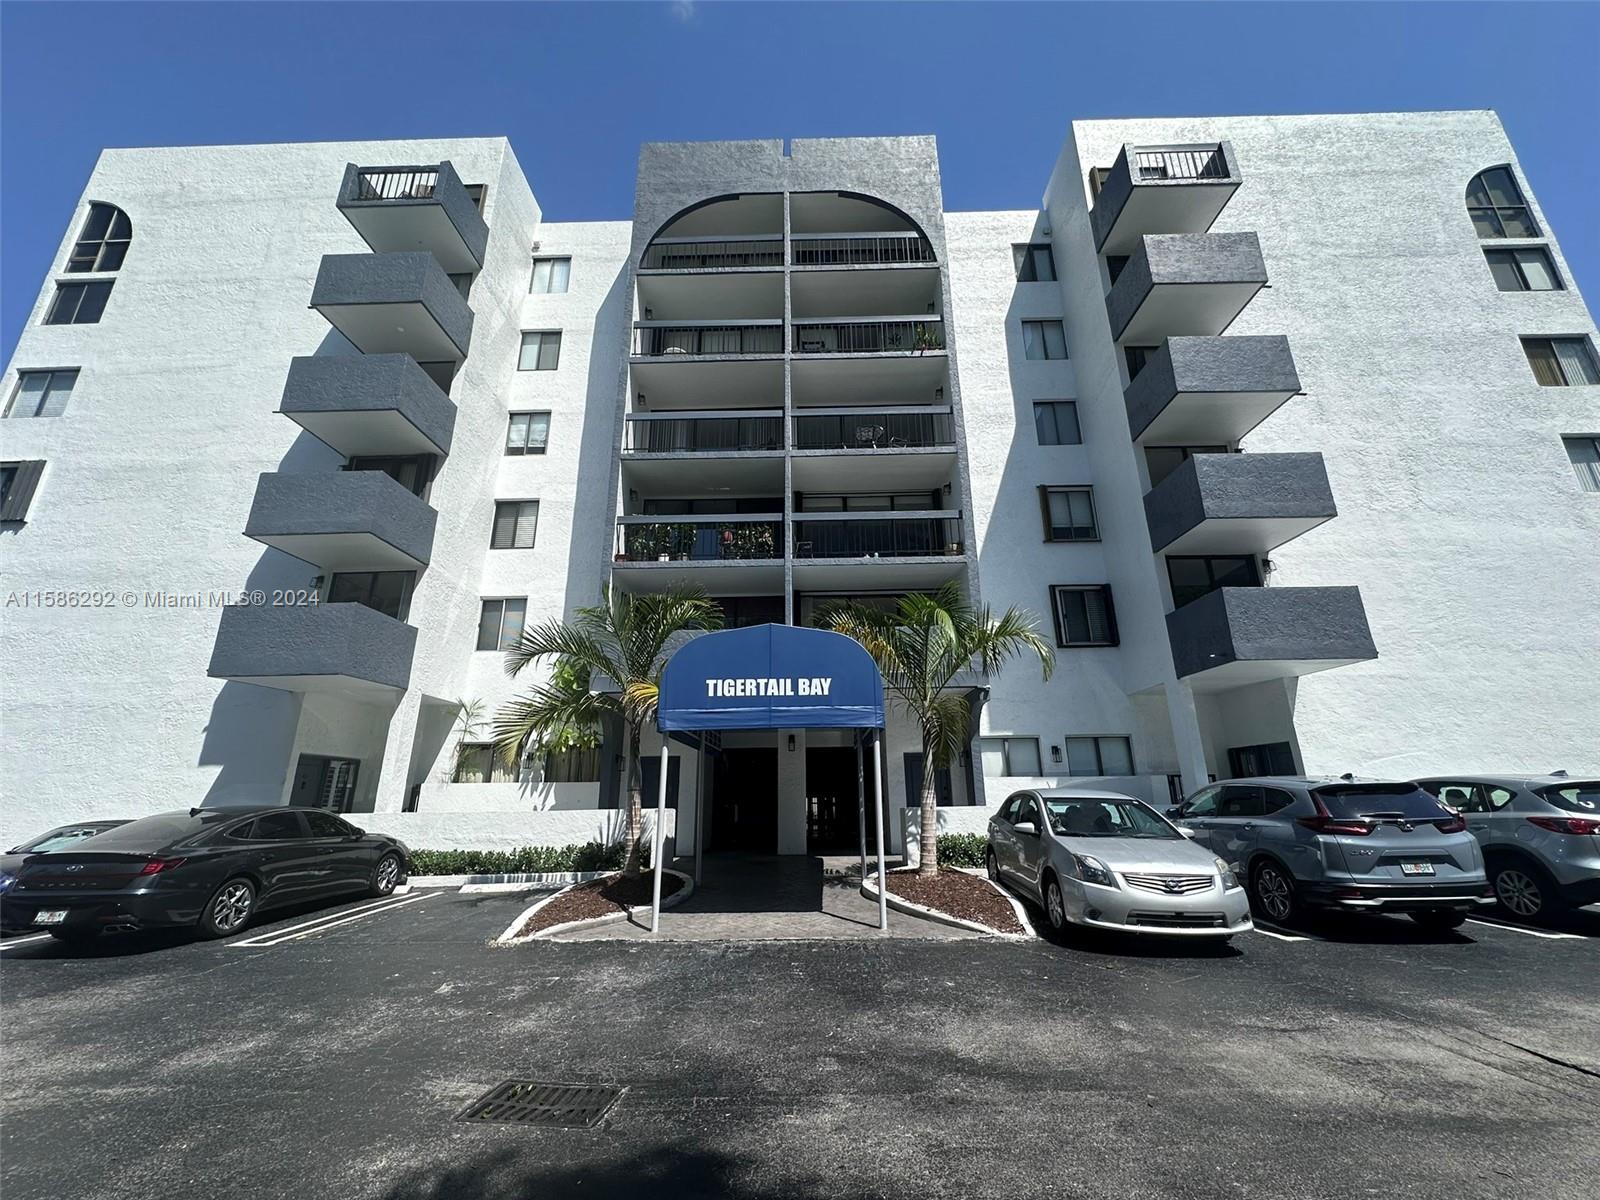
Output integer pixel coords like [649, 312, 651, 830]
[791, 233, 935, 267]
[792, 320, 944, 355]
[615, 517, 784, 562]
[354, 168, 439, 201]
[623, 412, 783, 453]
[793, 514, 963, 559]
[641, 238, 784, 270]
[634, 323, 784, 357]
[1131, 148, 1230, 182]
[792, 408, 955, 450]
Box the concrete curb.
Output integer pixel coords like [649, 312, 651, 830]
[497, 870, 696, 944]
[409, 871, 611, 891]
[862, 868, 1035, 939]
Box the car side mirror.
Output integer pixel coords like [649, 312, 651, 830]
[1177, 826, 1200, 839]
[1013, 820, 1038, 837]
[1165, 806, 1185, 819]
[346, 828, 365, 839]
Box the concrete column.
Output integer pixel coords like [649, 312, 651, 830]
[776, 729, 808, 854]
[1165, 679, 1210, 795]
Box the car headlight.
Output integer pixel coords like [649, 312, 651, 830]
[0, 872, 14, 892]
[1075, 854, 1118, 889]
[1214, 857, 1241, 891]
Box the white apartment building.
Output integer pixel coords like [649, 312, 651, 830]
[3, 112, 1596, 853]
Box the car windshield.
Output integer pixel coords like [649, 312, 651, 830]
[1313, 783, 1452, 821]
[1043, 798, 1178, 839]
[41, 812, 214, 852]
[1537, 782, 1600, 814]
[12, 825, 117, 853]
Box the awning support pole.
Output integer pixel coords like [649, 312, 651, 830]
[871, 729, 888, 931]
[855, 734, 867, 884]
[650, 741, 669, 934]
[694, 734, 706, 887]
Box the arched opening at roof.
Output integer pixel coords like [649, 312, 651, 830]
[1465, 166, 1539, 239]
[789, 191, 923, 237]
[653, 194, 784, 241]
[68, 202, 133, 273]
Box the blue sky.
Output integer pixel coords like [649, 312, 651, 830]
[3, 1, 1596, 360]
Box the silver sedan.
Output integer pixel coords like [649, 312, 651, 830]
[987, 789, 1253, 939]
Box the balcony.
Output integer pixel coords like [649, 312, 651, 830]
[792, 319, 944, 356]
[792, 512, 965, 591]
[612, 515, 784, 594]
[1091, 143, 1241, 254]
[1145, 453, 1336, 555]
[1105, 234, 1266, 344]
[790, 232, 935, 267]
[311, 252, 474, 362]
[1125, 336, 1300, 443]
[623, 411, 783, 453]
[639, 236, 784, 270]
[278, 353, 455, 458]
[336, 162, 488, 273]
[1166, 586, 1377, 691]
[244, 470, 437, 572]
[633, 322, 783, 359]
[208, 601, 417, 700]
[620, 412, 785, 494]
[790, 407, 957, 491]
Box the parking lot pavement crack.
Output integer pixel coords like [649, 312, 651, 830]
[1489, 1038, 1600, 1082]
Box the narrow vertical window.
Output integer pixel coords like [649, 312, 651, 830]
[1033, 401, 1081, 446]
[66, 203, 133, 273]
[1022, 320, 1068, 361]
[491, 500, 540, 548]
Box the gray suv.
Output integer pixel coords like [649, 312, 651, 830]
[1169, 777, 1492, 930]
[1413, 775, 1600, 921]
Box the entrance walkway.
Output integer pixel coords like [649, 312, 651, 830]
[552, 855, 979, 941]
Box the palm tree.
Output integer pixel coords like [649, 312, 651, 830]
[822, 583, 1054, 876]
[492, 585, 723, 878]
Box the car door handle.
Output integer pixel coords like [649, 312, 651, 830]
[1241, 823, 1255, 831]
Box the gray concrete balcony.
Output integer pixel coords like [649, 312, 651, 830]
[1125, 336, 1300, 443]
[336, 162, 487, 272]
[1091, 143, 1241, 254]
[1167, 586, 1377, 691]
[633, 321, 784, 359]
[619, 412, 786, 495]
[244, 470, 437, 572]
[792, 318, 944, 356]
[311, 251, 473, 362]
[1106, 233, 1267, 344]
[791, 512, 966, 592]
[278, 353, 456, 458]
[208, 601, 417, 700]
[1145, 452, 1336, 555]
[612, 515, 785, 595]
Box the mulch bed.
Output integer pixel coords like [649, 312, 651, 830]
[883, 868, 1025, 935]
[517, 872, 685, 936]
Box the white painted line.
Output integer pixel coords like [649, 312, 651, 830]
[1252, 925, 1313, 942]
[230, 892, 431, 948]
[0, 934, 54, 950]
[1467, 918, 1584, 940]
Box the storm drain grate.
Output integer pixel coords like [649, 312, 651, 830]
[456, 1080, 624, 1129]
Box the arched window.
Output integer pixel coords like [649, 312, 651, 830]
[67, 203, 132, 273]
[1465, 167, 1538, 239]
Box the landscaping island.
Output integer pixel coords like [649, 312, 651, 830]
[513, 872, 686, 938]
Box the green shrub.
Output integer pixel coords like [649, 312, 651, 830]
[407, 840, 648, 877]
[936, 832, 988, 868]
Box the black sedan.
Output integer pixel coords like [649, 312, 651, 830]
[0, 807, 410, 943]
[1, 820, 131, 879]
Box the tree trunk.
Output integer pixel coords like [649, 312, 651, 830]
[622, 722, 644, 878]
[918, 736, 941, 876]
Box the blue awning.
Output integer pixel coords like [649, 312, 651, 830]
[657, 623, 885, 732]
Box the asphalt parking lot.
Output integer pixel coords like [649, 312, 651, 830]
[3, 888, 1598, 1200]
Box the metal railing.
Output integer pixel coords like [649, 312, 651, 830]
[792, 409, 954, 450]
[1132, 147, 1228, 183]
[623, 413, 783, 453]
[790, 233, 935, 266]
[615, 518, 784, 562]
[353, 168, 439, 201]
[634, 324, 784, 356]
[793, 516, 963, 559]
[792, 320, 944, 355]
[641, 239, 784, 270]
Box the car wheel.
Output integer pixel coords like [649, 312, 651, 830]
[985, 848, 1000, 884]
[1410, 909, 1467, 931]
[1044, 875, 1068, 933]
[1491, 861, 1565, 922]
[198, 877, 256, 939]
[370, 853, 404, 898]
[1250, 862, 1296, 925]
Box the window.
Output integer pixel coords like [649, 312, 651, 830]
[1065, 736, 1134, 777]
[491, 500, 539, 549]
[453, 744, 516, 784]
[5, 370, 77, 419]
[979, 737, 1043, 777]
[45, 281, 113, 325]
[1021, 320, 1068, 361]
[1522, 337, 1599, 387]
[66, 203, 132, 273]
[1124, 345, 1158, 381]
[1183, 784, 1222, 816]
[1145, 445, 1228, 488]
[464, 184, 487, 212]
[305, 810, 357, 837]
[248, 811, 306, 841]
[530, 257, 571, 294]
[1166, 555, 1261, 609]
[518, 331, 562, 371]
[506, 411, 551, 455]
[1038, 486, 1098, 541]
[1014, 243, 1057, 282]
[1227, 742, 1296, 777]
[1466, 167, 1539, 238]
[346, 454, 434, 498]
[1033, 401, 1081, 446]
[1562, 436, 1600, 492]
[476, 598, 527, 651]
[544, 745, 601, 783]
[1484, 248, 1561, 292]
[327, 571, 415, 620]
[1050, 585, 1118, 647]
[0, 461, 45, 522]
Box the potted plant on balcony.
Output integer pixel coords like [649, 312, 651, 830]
[913, 323, 939, 355]
[674, 522, 697, 561]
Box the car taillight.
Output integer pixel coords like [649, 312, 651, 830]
[1297, 816, 1373, 836]
[1433, 814, 1467, 834]
[139, 857, 187, 875]
[1527, 816, 1600, 836]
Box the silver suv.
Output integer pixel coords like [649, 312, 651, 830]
[1413, 775, 1600, 921]
[1169, 777, 1492, 930]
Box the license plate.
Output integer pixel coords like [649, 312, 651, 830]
[1400, 863, 1435, 876]
[32, 910, 68, 925]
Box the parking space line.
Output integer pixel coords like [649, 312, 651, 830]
[231, 893, 432, 948]
[1252, 924, 1315, 942]
[0, 934, 54, 951]
[1466, 918, 1584, 940]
